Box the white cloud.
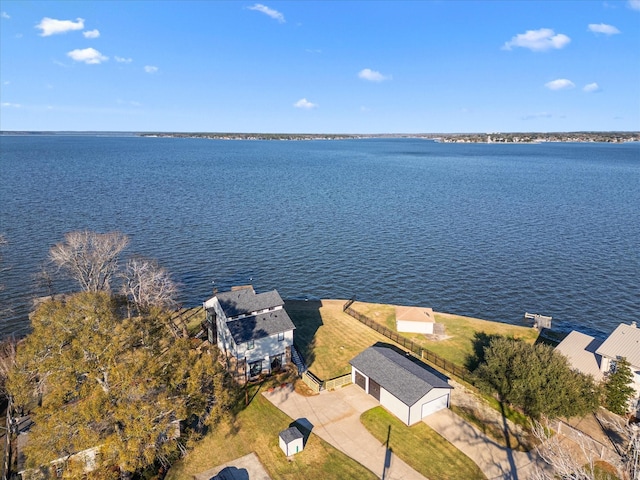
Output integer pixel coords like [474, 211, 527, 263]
[2, 11, 10, 19]
[629, 0, 640, 10]
[502, 28, 570, 51]
[358, 68, 392, 82]
[588, 23, 620, 35]
[545, 78, 575, 90]
[583, 82, 600, 92]
[67, 47, 108, 64]
[247, 4, 285, 23]
[144, 65, 158, 73]
[115, 56, 133, 63]
[1, 102, 22, 108]
[36, 17, 84, 36]
[294, 98, 317, 109]
[83, 29, 100, 39]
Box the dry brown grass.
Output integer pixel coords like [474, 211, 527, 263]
[349, 301, 540, 367]
[286, 299, 392, 380]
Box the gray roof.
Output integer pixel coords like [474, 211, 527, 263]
[215, 289, 284, 318]
[226, 309, 295, 344]
[350, 346, 451, 406]
[555, 330, 604, 381]
[279, 426, 303, 443]
[596, 322, 640, 368]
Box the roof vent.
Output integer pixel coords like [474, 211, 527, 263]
[631, 321, 637, 328]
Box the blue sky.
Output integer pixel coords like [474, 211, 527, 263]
[1, 1, 639, 133]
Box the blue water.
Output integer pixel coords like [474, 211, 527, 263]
[1, 135, 638, 338]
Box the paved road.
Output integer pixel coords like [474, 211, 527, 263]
[423, 409, 547, 480]
[263, 383, 428, 480]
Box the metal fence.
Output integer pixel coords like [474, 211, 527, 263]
[343, 299, 475, 385]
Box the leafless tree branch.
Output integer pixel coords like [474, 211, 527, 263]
[49, 230, 129, 292]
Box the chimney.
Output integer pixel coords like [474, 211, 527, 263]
[631, 321, 637, 328]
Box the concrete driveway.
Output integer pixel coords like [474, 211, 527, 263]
[263, 383, 428, 480]
[423, 409, 546, 480]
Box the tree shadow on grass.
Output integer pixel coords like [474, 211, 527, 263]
[465, 332, 503, 372]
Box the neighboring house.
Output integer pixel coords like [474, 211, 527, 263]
[556, 322, 640, 417]
[204, 286, 296, 381]
[555, 330, 604, 382]
[350, 346, 452, 426]
[596, 322, 640, 405]
[396, 305, 435, 335]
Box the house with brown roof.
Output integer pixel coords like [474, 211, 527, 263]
[395, 305, 435, 335]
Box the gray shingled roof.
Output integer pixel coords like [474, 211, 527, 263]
[350, 346, 451, 406]
[216, 289, 284, 318]
[555, 331, 604, 381]
[596, 323, 640, 368]
[226, 309, 295, 344]
[279, 426, 303, 443]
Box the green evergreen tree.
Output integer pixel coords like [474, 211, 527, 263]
[604, 357, 636, 415]
[8, 292, 235, 478]
[475, 336, 602, 420]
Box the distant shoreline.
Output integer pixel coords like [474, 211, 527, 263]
[1, 131, 638, 143]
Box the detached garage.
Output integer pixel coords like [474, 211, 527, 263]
[350, 346, 452, 426]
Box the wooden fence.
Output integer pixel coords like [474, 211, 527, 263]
[302, 371, 323, 394]
[343, 298, 475, 385]
[324, 373, 352, 391]
[302, 371, 352, 393]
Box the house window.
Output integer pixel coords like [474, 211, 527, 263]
[278, 332, 285, 341]
[247, 340, 254, 350]
[249, 360, 262, 378]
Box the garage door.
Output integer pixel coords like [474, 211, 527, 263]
[369, 379, 381, 401]
[421, 394, 449, 418]
[355, 371, 366, 390]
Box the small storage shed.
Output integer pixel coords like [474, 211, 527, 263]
[350, 346, 452, 425]
[279, 426, 304, 456]
[396, 306, 435, 335]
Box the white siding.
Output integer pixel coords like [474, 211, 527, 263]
[237, 330, 293, 363]
[397, 320, 434, 335]
[279, 436, 304, 456]
[379, 388, 411, 425]
[409, 389, 450, 424]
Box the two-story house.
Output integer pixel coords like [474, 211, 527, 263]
[556, 321, 640, 417]
[204, 286, 296, 382]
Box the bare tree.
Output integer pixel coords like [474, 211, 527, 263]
[0, 335, 17, 399]
[49, 230, 129, 292]
[531, 417, 640, 480]
[120, 257, 178, 314]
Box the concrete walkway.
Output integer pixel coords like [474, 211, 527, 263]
[263, 383, 428, 480]
[423, 409, 547, 480]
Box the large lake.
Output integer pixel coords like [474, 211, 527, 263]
[1, 135, 638, 338]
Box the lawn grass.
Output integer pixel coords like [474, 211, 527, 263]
[350, 302, 540, 368]
[166, 381, 377, 480]
[360, 407, 487, 480]
[286, 300, 392, 380]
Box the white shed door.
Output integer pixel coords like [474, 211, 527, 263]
[421, 394, 449, 418]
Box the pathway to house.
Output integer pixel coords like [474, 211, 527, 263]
[263, 383, 428, 480]
[423, 409, 548, 480]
